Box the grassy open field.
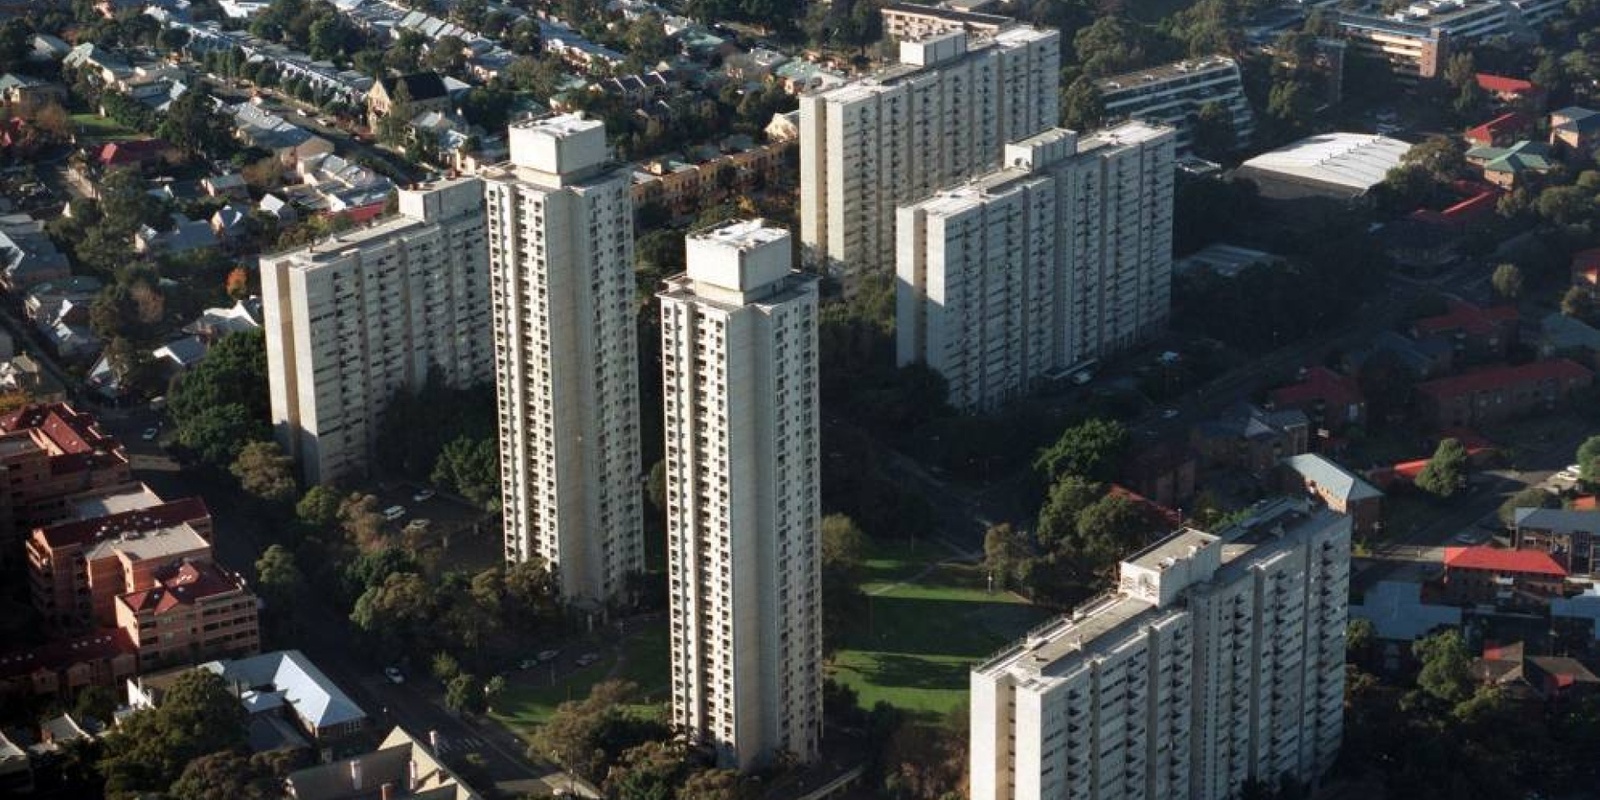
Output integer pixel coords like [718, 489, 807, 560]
[490, 623, 671, 738]
[71, 113, 140, 142]
[830, 539, 1053, 722]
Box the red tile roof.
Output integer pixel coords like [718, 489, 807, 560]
[1108, 483, 1183, 528]
[1572, 496, 1597, 510]
[1413, 299, 1519, 338]
[1476, 73, 1537, 95]
[0, 628, 136, 680]
[98, 138, 170, 167]
[1416, 359, 1592, 402]
[1268, 366, 1364, 412]
[119, 561, 245, 615]
[1466, 111, 1532, 145]
[37, 496, 211, 549]
[1445, 546, 1567, 576]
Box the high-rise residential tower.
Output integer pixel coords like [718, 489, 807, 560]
[484, 114, 643, 605]
[799, 25, 1060, 277]
[897, 121, 1176, 411]
[969, 498, 1351, 800]
[262, 176, 492, 485]
[658, 219, 822, 770]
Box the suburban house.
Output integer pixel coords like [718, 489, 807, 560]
[1549, 106, 1600, 155]
[1465, 111, 1532, 148]
[128, 649, 367, 747]
[1414, 359, 1593, 428]
[366, 72, 451, 129]
[1475, 73, 1542, 107]
[1514, 507, 1600, 576]
[1465, 140, 1555, 189]
[0, 216, 70, 292]
[1472, 641, 1600, 701]
[1281, 453, 1383, 535]
[284, 727, 485, 800]
[1411, 298, 1519, 364]
[1267, 366, 1367, 434]
[1441, 546, 1568, 606]
[1190, 403, 1310, 474]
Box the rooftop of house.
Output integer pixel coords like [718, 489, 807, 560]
[0, 402, 120, 458]
[39, 496, 210, 550]
[1443, 545, 1567, 576]
[1413, 298, 1519, 338]
[1269, 365, 1365, 411]
[1512, 506, 1600, 534]
[1415, 358, 1592, 400]
[1283, 453, 1384, 503]
[376, 71, 449, 103]
[1475, 73, 1536, 94]
[118, 560, 246, 615]
[98, 138, 170, 166]
[1197, 402, 1309, 440]
[0, 629, 136, 681]
[1467, 140, 1554, 174]
[1466, 111, 1531, 143]
[198, 649, 366, 731]
[1552, 106, 1600, 132]
[286, 727, 481, 800]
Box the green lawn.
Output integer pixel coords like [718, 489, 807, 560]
[832, 557, 1052, 722]
[71, 113, 140, 142]
[490, 624, 671, 738]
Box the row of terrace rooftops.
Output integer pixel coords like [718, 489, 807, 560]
[977, 497, 1341, 685]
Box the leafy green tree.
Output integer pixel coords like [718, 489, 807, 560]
[99, 670, 248, 795]
[1415, 438, 1468, 499]
[1190, 101, 1235, 161]
[254, 544, 306, 617]
[158, 90, 235, 159]
[296, 484, 344, 528]
[821, 514, 867, 572]
[604, 740, 684, 800]
[1346, 617, 1375, 656]
[1499, 486, 1559, 525]
[679, 768, 744, 800]
[1536, 185, 1594, 226]
[432, 651, 463, 683]
[484, 675, 508, 713]
[177, 403, 271, 465]
[1401, 136, 1468, 183]
[1413, 629, 1474, 704]
[169, 750, 301, 800]
[1035, 475, 1103, 551]
[231, 441, 298, 503]
[1034, 418, 1129, 482]
[1071, 493, 1155, 573]
[1060, 76, 1104, 131]
[444, 672, 482, 713]
[1562, 286, 1593, 320]
[430, 435, 499, 508]
[1578, 435, 1600, 481]
[1491, 263, 1524, 300]
[531, 680, 668, 783]
[170, 330, 269, 437]
[1072, 16, 1152, 78]
[505, 556, 559, 624]
[0, 18, 31, 74]
[350, 571, 437, 657]
[984, 522, 1032, 590]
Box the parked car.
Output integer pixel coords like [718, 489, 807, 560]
[383, 505, 406, 521]
[536, 649, 560, 663]
[141, 427, 158, 441]
[575, 652, 600, 667]
[384, 666, 404, 684]
[412, 488, 436, 502]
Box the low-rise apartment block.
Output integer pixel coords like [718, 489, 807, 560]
[115, 559, 259, 671]
[896, 122, 1176, 411]
[971, 499, 1350, 800]
[0, 403, 135, 554]
[1096, 56, 1254, 155]
[879, 1, 1014, 41]
[1414, 358, 1593, 428]
[263, 176, 492, 485]
[1337, 0, 1563, 79]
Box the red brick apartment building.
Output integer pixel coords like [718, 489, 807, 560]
[0, 403, 135, 553]
[1415, 359, 1592, 428]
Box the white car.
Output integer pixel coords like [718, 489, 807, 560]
[383, 505, 406, 521]
[141, 427, 158, 441]
[412, 488, 436, 502]
[575, 652, 600, 667]
[384, 666, 404, 684]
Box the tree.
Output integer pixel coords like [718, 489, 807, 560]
[177, 403, 271, 465]
[821, 514, 866, 572]
[1401, 136, 1467, 183]
[1346, 617, 1375, 656]
[1060, 76, 1104, 131]
[484, 675, 508, 712]
[1036, 475, 1104, 551]
[430, 435, 499, 508]
[604, 740, 685, 800]
[1034, 418, 1129, 482]
[1190, 101, 1235, 161]
[226, 267, 250, 300]
[1072, 16, 1152, 78]
[1536, 184, 1594, 226]
[297, 484, 344, 528]
[0, 18, 30, 74]
[645, 459, 667, 513]
[99, 670, 248, 795]
[1414, 629, 1473, 704]
[984, 522, 1032, 589]
[254, 544, 306, 618]
[1491, 263, 1524, 300]
[426, 35, 467, 74]
[158, 90, 234, 159]
[350, 571, 437, 657]
[337, 492, 387, 550]
[432, 651, 463, 683]
[170, 750, 300, 800]
[1577, 435, 1600, 481]
[170, 330, 269, 433]
[505, 556, 559, 623]
[231, 441, 298, 503]
[1071, 493, 1155, 574]
[1562, 286, 1594, 320]
[444, 672, 483, 713]
[1415, 438, 1468, 499]
[531, 680, 664, 783]
[1499, 486, 1559, 525]
[679, 768, 744, 800]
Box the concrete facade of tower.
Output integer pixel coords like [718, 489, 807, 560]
[483, 114, 644, 606]
[658, 219, 823, 769]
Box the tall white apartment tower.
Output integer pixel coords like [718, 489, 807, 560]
[658, 219, 822, 770]
[969, 499, 1350, 800]
[799, 26, 1060, 277]
[897, 121, 1176, 411]
[262, 176, 491, 485]
[484, 114, 643, 605]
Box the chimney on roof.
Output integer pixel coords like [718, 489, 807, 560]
[349, 759, 363, 791]
[381, 782, 395, 800]
[428, 730, 440, 752]
[409, 758, 419, 791]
